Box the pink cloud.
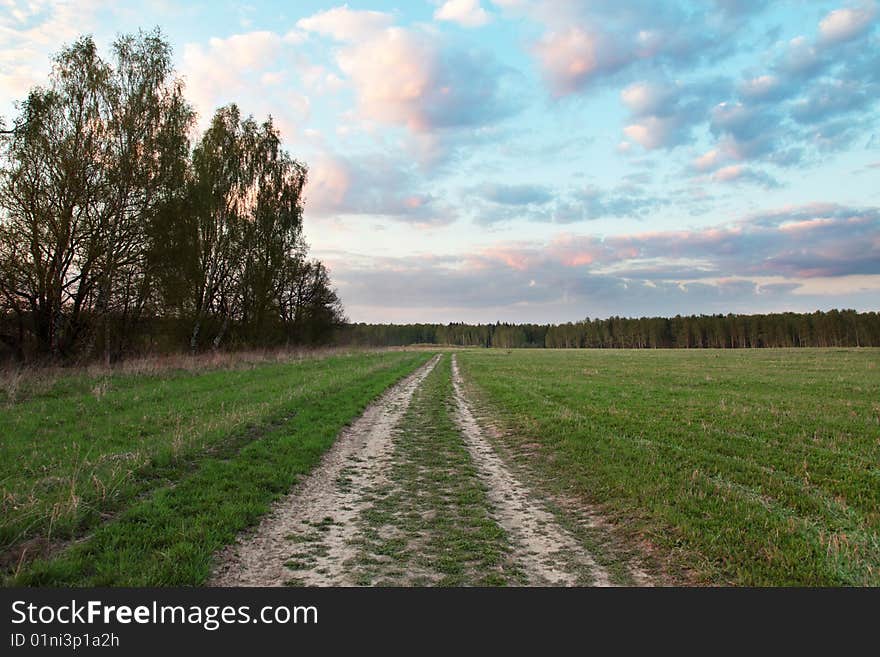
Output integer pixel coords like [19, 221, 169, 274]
[325, 204, 880, 321]
[818, 3, 878, 44]
[624, 115, 680, 150]
[562, 253, 595, 266]
[480, 247, 536, 271]
[778, 218, 836, 232]
[298, 8, 518, 142]
[693, 148, 723, 172]
[532, 27, 612, 96]
[334, 27, 437, 132]
[304, 155, 352, 215]
[545, 234, 607, 268]
[712, 164, 744, 182]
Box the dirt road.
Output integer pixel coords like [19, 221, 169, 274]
[210, 353, 649, 586]
[450, 356, 613, 585]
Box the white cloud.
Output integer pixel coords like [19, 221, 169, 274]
[182, 32, 282, 118]
[0, 0, 107, 104]
[180, 31, 312, 134]
[296, 6, 392, 41]
[434, 0, 491, 27]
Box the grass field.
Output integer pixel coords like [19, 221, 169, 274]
[1, 350, 431, 585]
[456, 348, 880, 586]
[4, 347, 878, 587]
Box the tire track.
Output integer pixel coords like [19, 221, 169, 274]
[209, 355, 440, 586]
[451, 354, 615, 586]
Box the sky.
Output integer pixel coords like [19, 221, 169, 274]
[1, 0, 879, 323]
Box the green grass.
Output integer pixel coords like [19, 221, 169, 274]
[2, 350, 431, 585]
[457, 348, 880, 586]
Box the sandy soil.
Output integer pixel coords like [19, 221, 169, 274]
[209, 355, 440, 586]
[451, 355, 614, 586]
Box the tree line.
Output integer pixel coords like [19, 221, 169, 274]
[337, 310, 880, 349]
[0, 30, 344, 363]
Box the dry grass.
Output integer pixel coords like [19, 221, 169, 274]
[0, 345, 402, 405]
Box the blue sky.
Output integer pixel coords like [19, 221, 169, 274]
[2, 0, 879, 322]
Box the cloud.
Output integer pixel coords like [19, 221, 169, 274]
[818, 3, 878, 45]
[790, 79, 874, 124]
[485, 202, 880, 280]
[621, 77, 729, 151]
[324, 203, 880, 322]
[623, 115, 683, 150]
[712, 0, 769, 18]
[505, 1, 746, 98]
[466, 179, 671, 225]
[709, 100, 782, 160]
[475, 183, 553, 205]
[0, 0, 108, 103]
[621, 81, 675, 115]
[528, 1, 880, 170]
[775, 35, 825, 80]
[299, 7, 522, 143]
[737, 74, 786, 102]
[532, 27, 625, 96]
[434, 0, 492, 27]
[304, 152, 455, 225]
[711, 164, 781, 188]
[180, 31, 312, 133]
[563, 185, 669, 221]
[706, 3, 880, 169]
[295, 6, 392, 41]
[693, 148, 724, 172]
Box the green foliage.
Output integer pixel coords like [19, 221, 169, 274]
[337, 310, 880, 349]
[458, 348, 880, 585]
[184, 104, 331, 351]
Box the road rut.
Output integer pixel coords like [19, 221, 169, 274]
[451, 355, 614, 586]
[210, 355, 440, 586]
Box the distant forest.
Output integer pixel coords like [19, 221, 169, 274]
[337, 310, 880, 349]
[0, 31, 344, 363]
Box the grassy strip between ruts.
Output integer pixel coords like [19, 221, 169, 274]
[349, 354, 521, 586]
[6, 351, 430, 586]
[457, 348, 880, 586]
